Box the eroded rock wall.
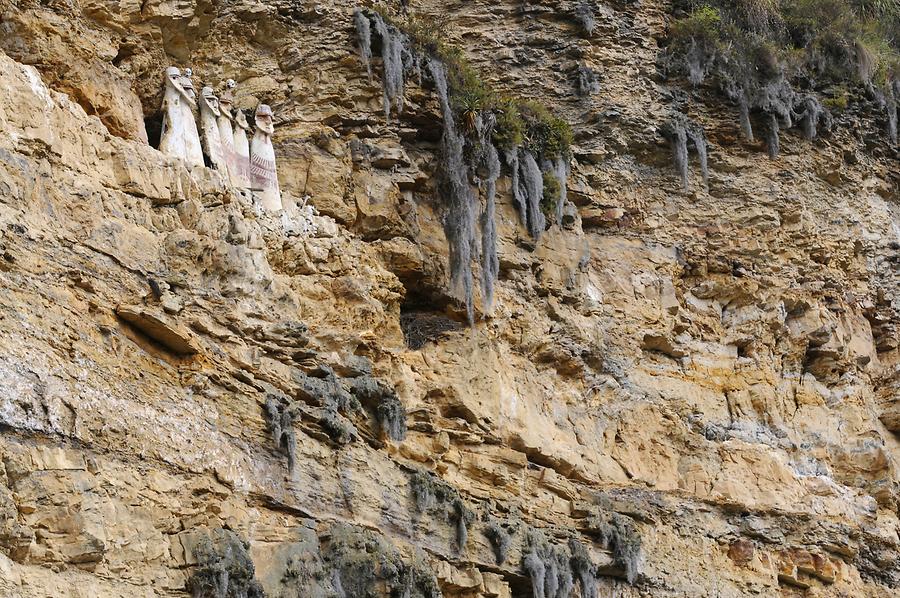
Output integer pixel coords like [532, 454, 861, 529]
[0, 1, 898, 597]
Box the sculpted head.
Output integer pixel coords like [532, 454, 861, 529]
[255, 104, 274, 134]
[179, 68, 196, 99]
[165, 66, 182, 90]
[201, 86, 222, 116]
[235, 109, 250, 130]
[218, 82, 234, 116]
[226, 79, 236, 90]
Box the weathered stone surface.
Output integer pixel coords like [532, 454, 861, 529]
[115, 306, 198, 355]
[0, 1, 898, 597]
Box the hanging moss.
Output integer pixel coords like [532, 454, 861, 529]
[522, 529, 578, 598]
[663, 1, 899, 145]
[484, 521, 513, 565]
[325, 524, 442, 598]
[353, 9, 373, 82]
[274, 523, 442, 598]
[515, 149, 548, 240]
[428, 57, 479, 324]
[576, 64, 601, 96]
[188, 529, 265, 598]
[660, 113, 709, 191]
[409, 470, 474, 553]
[318, 409, 358, 445]
[358, 7, 573, 160]
[575, 0, 597, 37]
[569, 539, 598, 598]
[586, 512, 643, 585]
[375, 394, 407, 441]
[264, 394, 297, 469]
[348, 376, 407, 442]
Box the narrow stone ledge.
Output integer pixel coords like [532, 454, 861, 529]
[116, 305, 198, 355]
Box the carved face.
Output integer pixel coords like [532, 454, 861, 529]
[165, 67, 182, 90]
[201, 87, 221, 116]
[235, 109, 250, 130]
[226, 79, 236, 90]
[178, 68, 195, 98]
[255, 105, 275, 135]
[218, 91, 233, 115]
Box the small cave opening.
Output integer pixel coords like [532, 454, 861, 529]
[399, 286, 465, 350]
[144, 111, 163, 150]
[112, 42, 135, 68]
[802, 346, 844, 384]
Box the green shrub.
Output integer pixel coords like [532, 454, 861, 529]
[671, 5, 723, 43]
[518, 101, 574, 159]
[734, 0, 782, 30]
[670, 0, 898, 84]
[859, 33, 900, 85]
[541, 173, 561, 218]
[823, 86, 850, 109]
[493, 97, 526, 150]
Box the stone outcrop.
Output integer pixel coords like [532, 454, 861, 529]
[0, 1, 898, 598]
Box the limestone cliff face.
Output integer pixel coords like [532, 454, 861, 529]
[0, 1, 898, 597]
